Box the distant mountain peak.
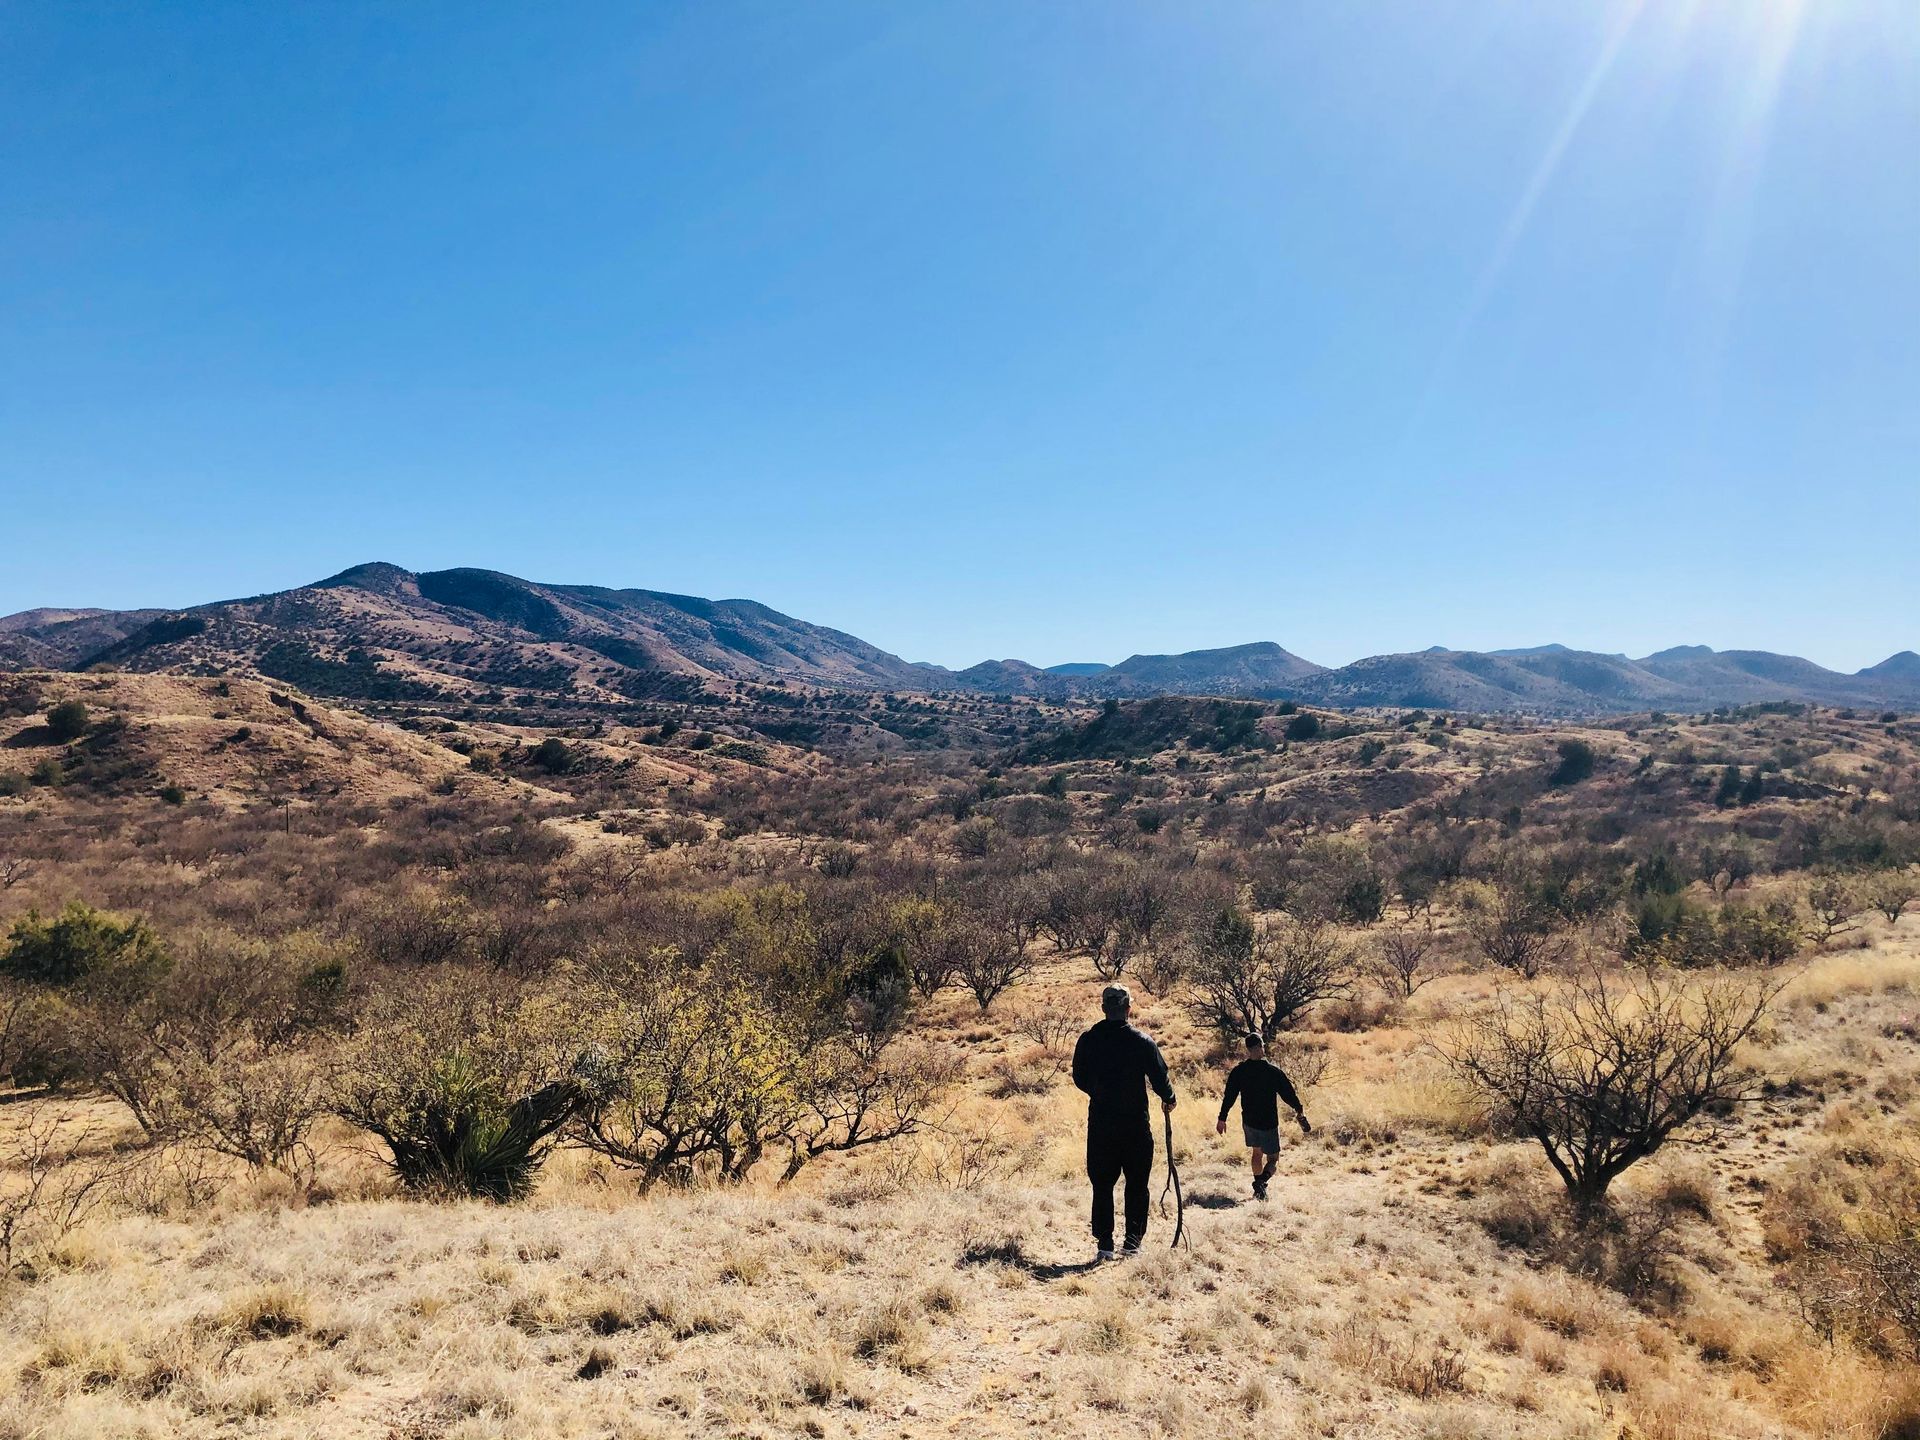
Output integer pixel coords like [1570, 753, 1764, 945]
[1645, 644, 1715, 661]
[1860, 650, 1920, 678]
[315, 561, 418, 595]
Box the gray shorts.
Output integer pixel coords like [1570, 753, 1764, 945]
[1242, 1124, 1282, 1153]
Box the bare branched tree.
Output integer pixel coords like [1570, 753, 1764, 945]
[952, 919, 1034, 1012]
[1370, 928, 1439, 1000]
[1440, 964, 1781, 1212]
[1462, 873, 1574, 979]
[1862, 868, 1920, 925]
[1186, 908, 1354, 1041]
[1805, 875, 1861, 945]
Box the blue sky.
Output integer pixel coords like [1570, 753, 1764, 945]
[3, 2, 1916, 670]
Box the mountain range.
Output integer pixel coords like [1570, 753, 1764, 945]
[1, 562, 1915, 717]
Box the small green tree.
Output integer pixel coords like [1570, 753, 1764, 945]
[1716, 765, 1745, 807]
[1549, 740, 1596, 787]
[529, 737, 575, 774]
[2, 904, 170, 989]
[44, 701, 89, 743]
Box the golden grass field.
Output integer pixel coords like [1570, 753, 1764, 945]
[4, 924, 1918, 1440]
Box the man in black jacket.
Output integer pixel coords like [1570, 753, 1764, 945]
[1072, 984, 1176, 1260]
[1216, 1033, 1310, 1200]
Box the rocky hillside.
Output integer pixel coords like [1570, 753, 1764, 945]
[55, 563, 929, 709]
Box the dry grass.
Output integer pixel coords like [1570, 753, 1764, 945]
[4, 686, 1920, 1437]
[5, 924, 1920, 1437]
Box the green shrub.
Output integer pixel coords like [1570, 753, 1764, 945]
[1549, 740, 1596, 786]
[529, 737, 575, 774]
[1284, 712, 1320, 742]
[1628, 894, 1801, 968]
[44, 700, 89, 742]
[1, 902, 171, 989]
[159, 784, 187, 806]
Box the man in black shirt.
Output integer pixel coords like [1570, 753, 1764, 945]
[1216, 1033, 1311, 1200]
[1072, 984, 1176, 1259]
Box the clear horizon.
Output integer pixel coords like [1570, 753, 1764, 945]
[5, 3, 1917, 671]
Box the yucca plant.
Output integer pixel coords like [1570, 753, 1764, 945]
[335, 978, 579, 1201]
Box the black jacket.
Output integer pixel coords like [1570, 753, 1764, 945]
[1072, 1018, 1175, 1131]
[1218, 1058, 1302, 1130]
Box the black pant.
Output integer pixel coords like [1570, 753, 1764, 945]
[1087, 1121, 1153, 1249]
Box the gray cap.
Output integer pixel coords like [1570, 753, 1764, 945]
[1101, 984, 1132, 1019]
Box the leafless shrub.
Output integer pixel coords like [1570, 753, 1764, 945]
[951, 920, 1034, 1012]
[1039, 868, 1134, 980]
[114, 1139, 226, 1216]
[349, 889, 478, 967]
[1369, 927, 1439, 999]
[1768, 1127, 1920, 1359]
[1266, 1033, 1335, 1090]
[0, 1105, 134, 1281]
[1007, 1002, 1079, 1058]
[1460, 874, 1574, 979]
[1186, 908, 1353, 1040]
[38, 929, 344, 1177]
[880, 1116, 1044, 1192]
[1441, 963, 1780, 1212]
[1132, 944, 1188, 998]
[895, 899, 963, 998]
[1329, 1319, 1468, 1398]
[1805, 874, 1862, 945]
[988, 1050, 1058, 1097]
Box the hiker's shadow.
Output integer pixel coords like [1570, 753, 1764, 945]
[1185, 1190, 1241, 1210]
[958, 1246, 1110, 1282]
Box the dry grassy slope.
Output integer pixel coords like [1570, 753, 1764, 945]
[0, 671, 472, 807]
[7, 933, 1919, 1440]
[1036, 704, 1916, 842]
[0, 671, 835, 837]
